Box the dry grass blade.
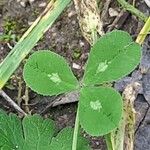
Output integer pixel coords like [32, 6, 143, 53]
[122, 83, 141, 150]
[0, 90, 27, 116]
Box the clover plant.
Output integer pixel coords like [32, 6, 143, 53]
[23, 30, 141, 148]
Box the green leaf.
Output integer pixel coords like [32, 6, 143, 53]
[22, 115, 55, 150]
[0, 110, 24, 150]
[79, 87, 122, 136]
[0, 0, 71, 90]
[83, 30, 141, 85]
[50, 128, 91, 150]
[23, 51, 79, 96]
[0, 110, 55, 150]
[0, 110, 90, 150]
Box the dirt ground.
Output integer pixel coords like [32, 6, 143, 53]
[0, 0, 150, 149]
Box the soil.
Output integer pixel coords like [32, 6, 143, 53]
[0, 0, 150, 149]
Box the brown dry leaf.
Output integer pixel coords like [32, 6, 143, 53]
[110, 82, 141, 150]
[123, 82, 141, 150]
[73, 0, 104, 44]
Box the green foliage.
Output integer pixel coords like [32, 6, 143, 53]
[0, 33, 16, 42]
[0, 110, 89, 150]
[73, 49, 81, 59]
[23, 30, 141, 137]
[0, 18, 22, 42]
[79, 87, 122, 136]
[3, 19, 17, 33]
[23, 51, 79, 96]
[50, 128, 90, 150]
[83, 30, 141, 85]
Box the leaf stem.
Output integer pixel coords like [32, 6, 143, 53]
[105, 134, 113, 150]
[136, 17, 150, 45]
[92, 29, 98, 45]
[117, 0, 148, 22]
[72, 107, 80, 150]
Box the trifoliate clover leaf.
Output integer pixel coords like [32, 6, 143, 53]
[83, 30, 141, 85]
[22, 30, 141, 138]
[78, 87, 122, 136]
[23, 50, 79, 96]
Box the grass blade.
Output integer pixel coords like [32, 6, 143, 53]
[0, 0, 71, 89]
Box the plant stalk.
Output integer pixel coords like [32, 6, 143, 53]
[105, 134, 114, 150]
[136, 17, 150, 45]
[72, 107, 80, 150]
[92, 29, 98, 45]
[117, 0, 148, 22]
[72, 1, 100, 148]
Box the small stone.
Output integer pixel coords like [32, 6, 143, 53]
[28, 21, 34, 26]
[135, 109, 150, 150]
[95, 141, 100, 146]
[39, 2, 46, 8]
[140, 39, 150, 73]
[144, 0, 150, 8]
[71, 20, 76, 25]
[134, 96, 149, 130]
[20, 1, 26, 7]
[109, 8, 119, 17]
[79, 40, 85, 47]
[72, 63, 81, 70]
[142, 70, 150, 104]
[68, 11, 76, 18]
[114, 70, 143, 93]
[29, 0, 35, 3]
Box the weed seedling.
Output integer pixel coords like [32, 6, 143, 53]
[23, 30, 141, 149]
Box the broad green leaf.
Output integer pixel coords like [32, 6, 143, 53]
[79, 87, 122, 136]
[50, 128, 91, 150]
[0, 110, 24, 150]
[0, 110, 55, 150]
[22, 115, 55, 150]
[23, 51, 79, 96]
[0, 110, 90, 149]
[83, 30, 141, 85]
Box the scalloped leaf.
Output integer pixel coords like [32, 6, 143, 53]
[22, 115, 55, 150]
[23, 51, 79, 96]
[0, 110, 90, 150]
[83, 30, 141, 85]
[0, 110, 55, 150]
[50, 128, 91, 150]
[0, 110, 24, 150]
[79, 87, 122, 136]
